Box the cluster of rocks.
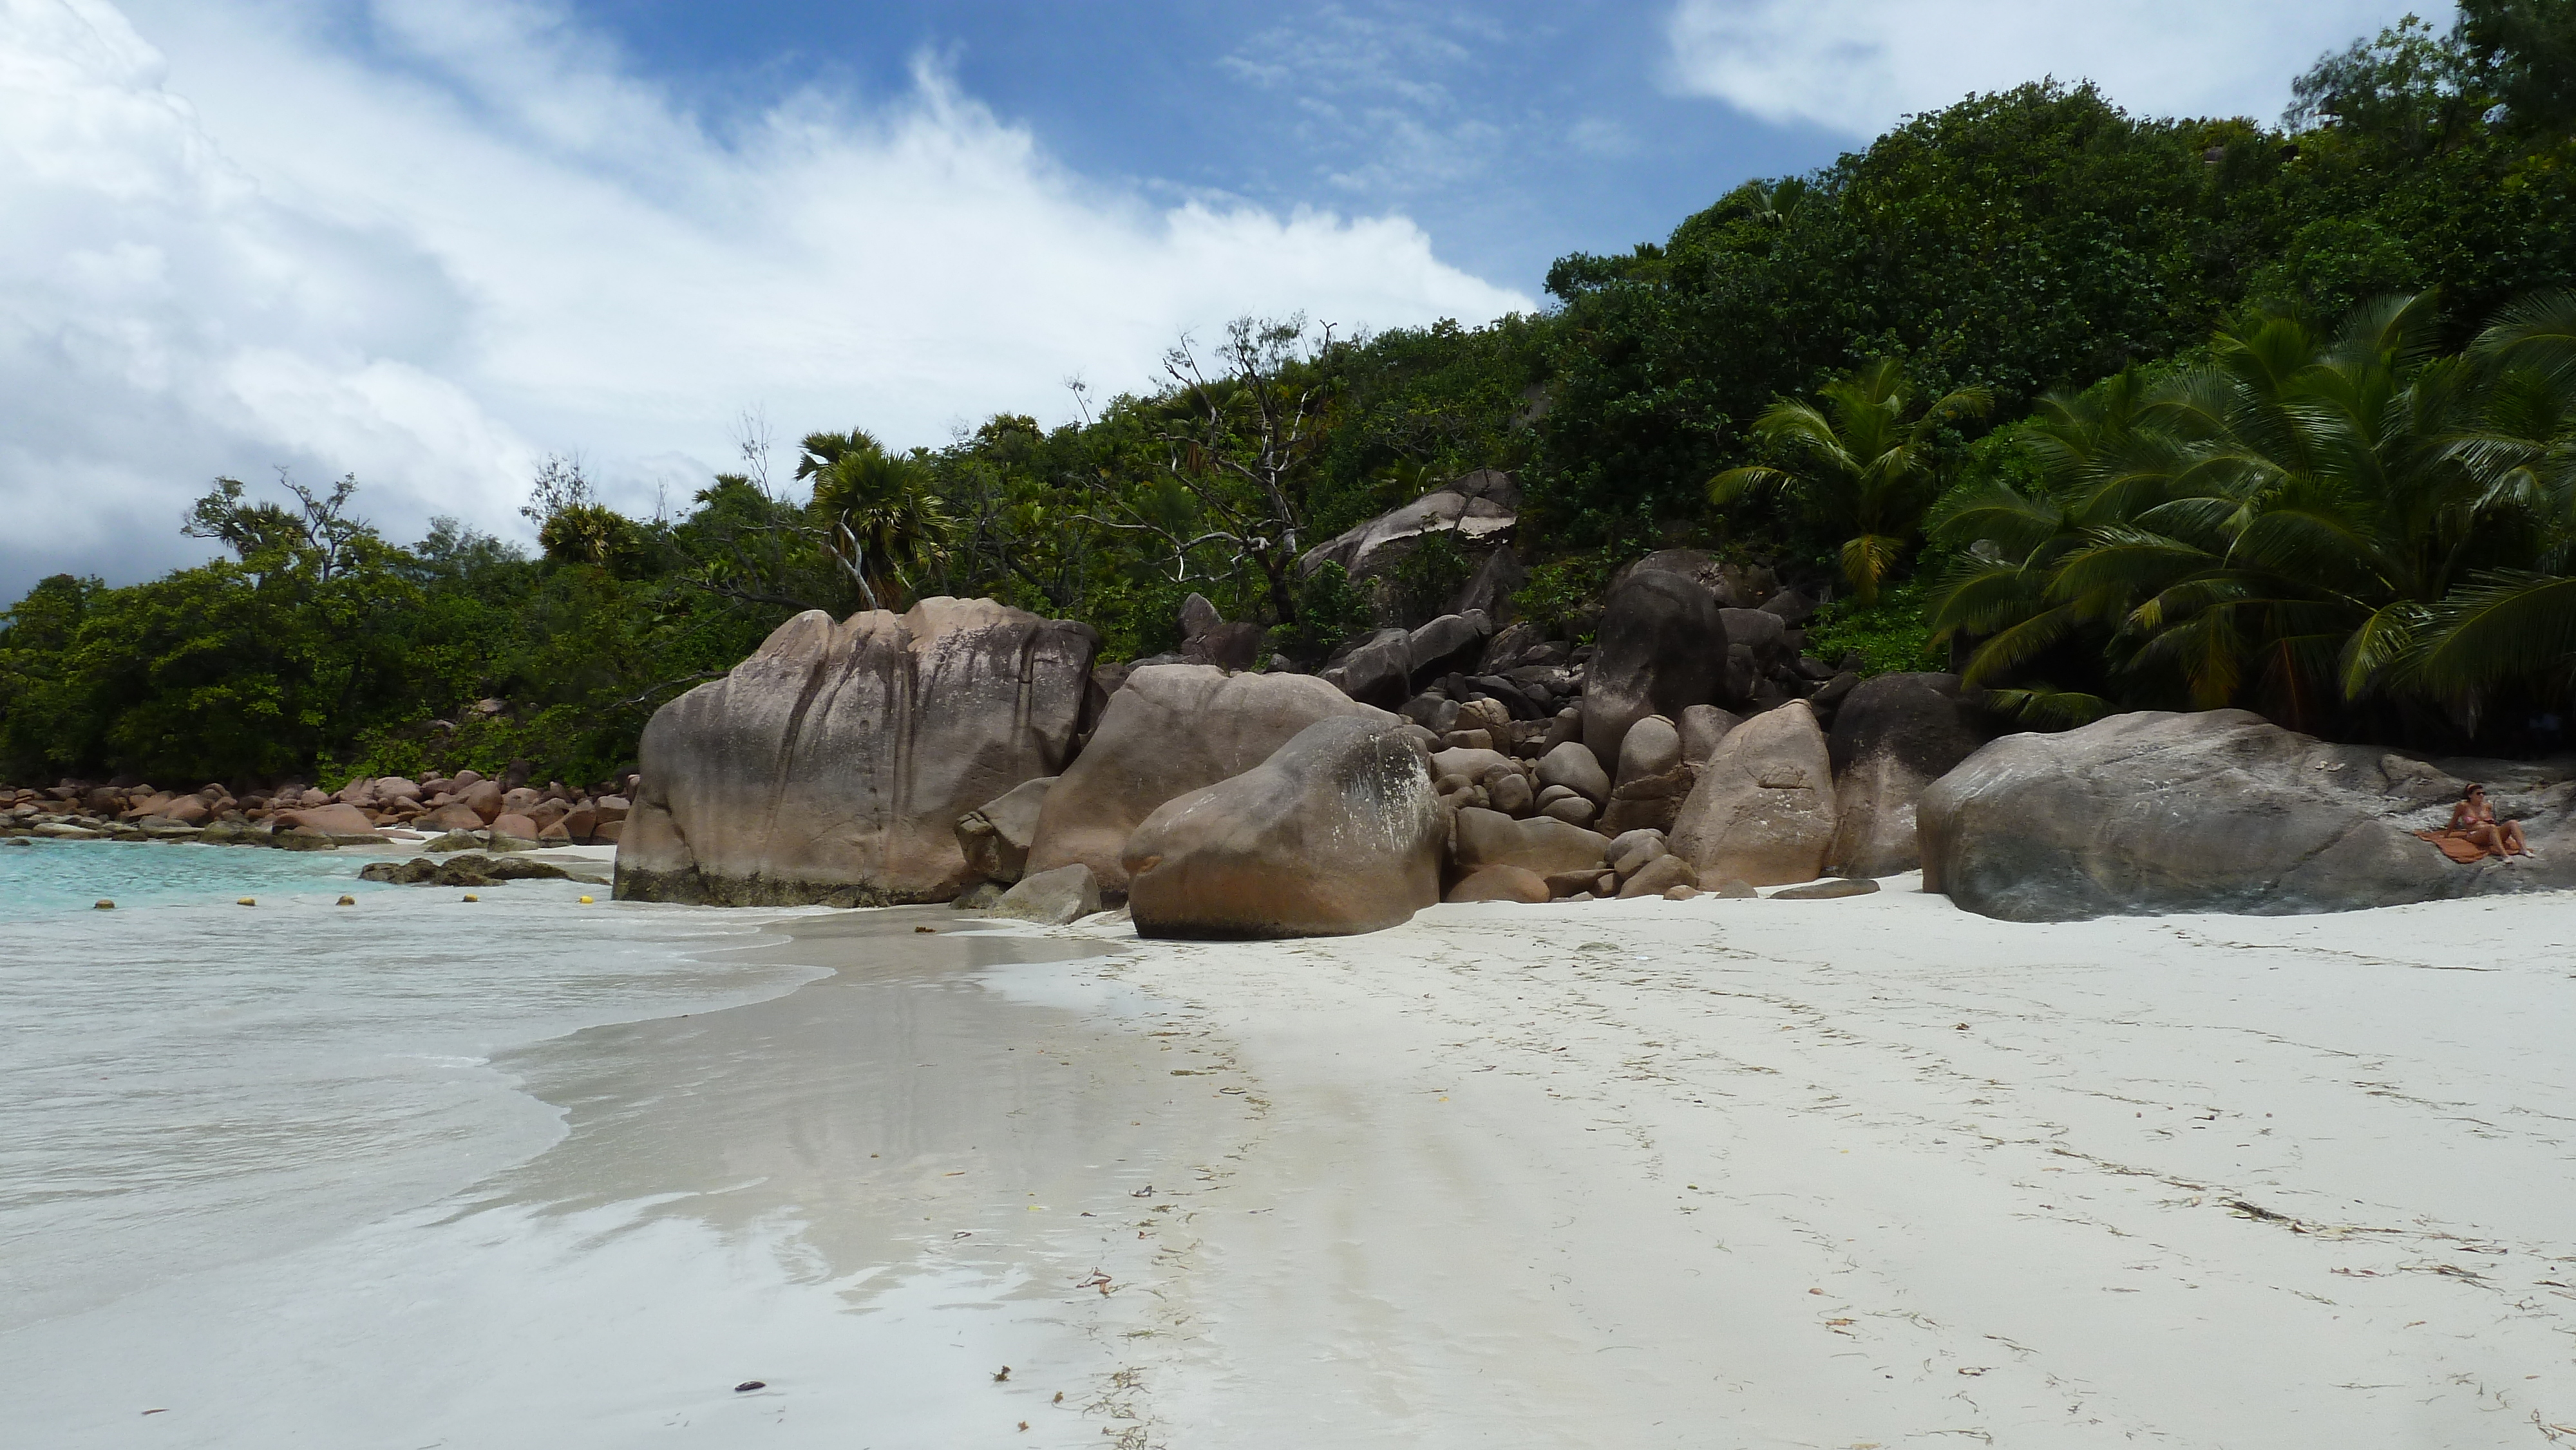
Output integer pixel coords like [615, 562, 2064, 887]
[612, 556, 1994, 935]
[0, 771, 631, 852]
[606, 472, 2576, 934]
[359, 851, 588, 888]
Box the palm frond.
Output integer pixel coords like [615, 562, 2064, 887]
[2401, 570, 2576, 697]
[2471, 288, 2576, 387]
[2340, 601, 2425, 699]
[1839, 532, 1905, 605]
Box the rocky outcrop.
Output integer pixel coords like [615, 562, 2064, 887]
[1445, 864, 1551, 903]
[1320, 628, 1415, 708]
[956, 777, 1056, 885]
[1027, 664, 1385, 894]
[1679, 704, 1739, 765]
[1824, 673, 1990, 878]
[1452, 807, 1610, 878]
[1124, 715, 1444, 938]
[1918, 710, 2576, 921]
[1669, 701, 1839, 887]
[1581, 569, 1727, 772]
[1177, 595, 1265, 671]
[990, 863, 1102, 925]
[1298, 469, 1519, 583]
[616, 598, 1101, 906]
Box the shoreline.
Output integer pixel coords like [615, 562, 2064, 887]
[6, 860, 2571, 1447]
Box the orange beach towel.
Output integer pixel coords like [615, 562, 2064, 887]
[2414, 828, 2496, 864]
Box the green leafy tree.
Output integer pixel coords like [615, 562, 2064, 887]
[1710, 359, 1991, 604]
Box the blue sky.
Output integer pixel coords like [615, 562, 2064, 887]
[556, 0, 1844, 292]
[2, 0, 2429, 596]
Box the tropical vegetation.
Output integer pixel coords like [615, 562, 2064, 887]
[7, 1, 2576, 787]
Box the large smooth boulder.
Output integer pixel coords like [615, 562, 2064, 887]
[1123, 715, 1444, 938]
[1581, 570, 1727, 772]
[1612, 716, 1682, 789]
[459, 780, 504, 823]
[1537, 741, 1611, 804]
[1679, 704, 1739, 765]
[1918, 710, 2576, 921]
[1183, 621, 1267, 672]
[990, 863, 1102, 926]
[1669, 701, 1839, 887]
[956, 777, 1056, 885]
[277, 803, 376, 836]
[1320, 628, 1414, 708]
[1298, 469, 1520, 582]
[1445, 864, 1551, 903]
[1406, 612, 1491, 686]
[1452, 807, 1611, 877]
[414, 802, 484, 833]
[1450, 547, 1526, 619]
[616, 598, 1100, 906]
[1825, 673, 1991, 878]
[1027, 665, 1386, 894]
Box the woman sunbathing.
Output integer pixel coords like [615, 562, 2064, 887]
[2417, 784, 2529, 862]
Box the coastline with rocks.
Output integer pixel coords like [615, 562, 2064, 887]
[12, 516, 2573, 1448]
[605, 540, 2576, 930]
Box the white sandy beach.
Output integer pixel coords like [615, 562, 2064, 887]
[1057, 881, 2576, 1449]
[6, 855, 2573, 1448]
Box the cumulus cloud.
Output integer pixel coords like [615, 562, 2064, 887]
[1664, 0, 2437, 140]
[0, 0, 1528, 595]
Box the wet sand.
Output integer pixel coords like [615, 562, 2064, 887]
[12, 877, 2575, 1448]
[8, 905, 1252, 1448]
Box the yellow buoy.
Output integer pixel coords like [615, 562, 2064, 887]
[578, 895, 594, 904]
[336, 895, 356, 906]
[461, 894, 479, 902]
[93, 899, 113, 910]
[236, 898, 256, 907]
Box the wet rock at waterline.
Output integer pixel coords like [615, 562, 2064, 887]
[615, 598, 1101, 907]
[988, 863, 1103, 926]
[360, 854, 573, 888]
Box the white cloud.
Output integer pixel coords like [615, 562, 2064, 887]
[0, 0, 1528, 595]
[1665, 0, 2441, 140]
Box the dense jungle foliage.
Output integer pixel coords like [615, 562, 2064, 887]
[7, 3, 2576, 787]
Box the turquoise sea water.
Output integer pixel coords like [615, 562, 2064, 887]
[0, 840, 820, 1339]
[0, 837, 405, 918]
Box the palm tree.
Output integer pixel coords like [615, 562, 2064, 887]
[797, 429, 951, 612]
[1710, 357, 1991, 605]
[2386, 290, 2576, 713]
[1927, 291, 2576, 736]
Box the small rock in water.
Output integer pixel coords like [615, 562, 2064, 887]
[914, 925, 937, 934]
[93, 899, 113, 910]
[336, 896, 356, 906]
[236, 897, 256, 907]
[733, 1380, 765, 1393]
[460, 893, 479, 902]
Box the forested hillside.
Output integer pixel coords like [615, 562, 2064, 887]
[8, 4, 2575, 789]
